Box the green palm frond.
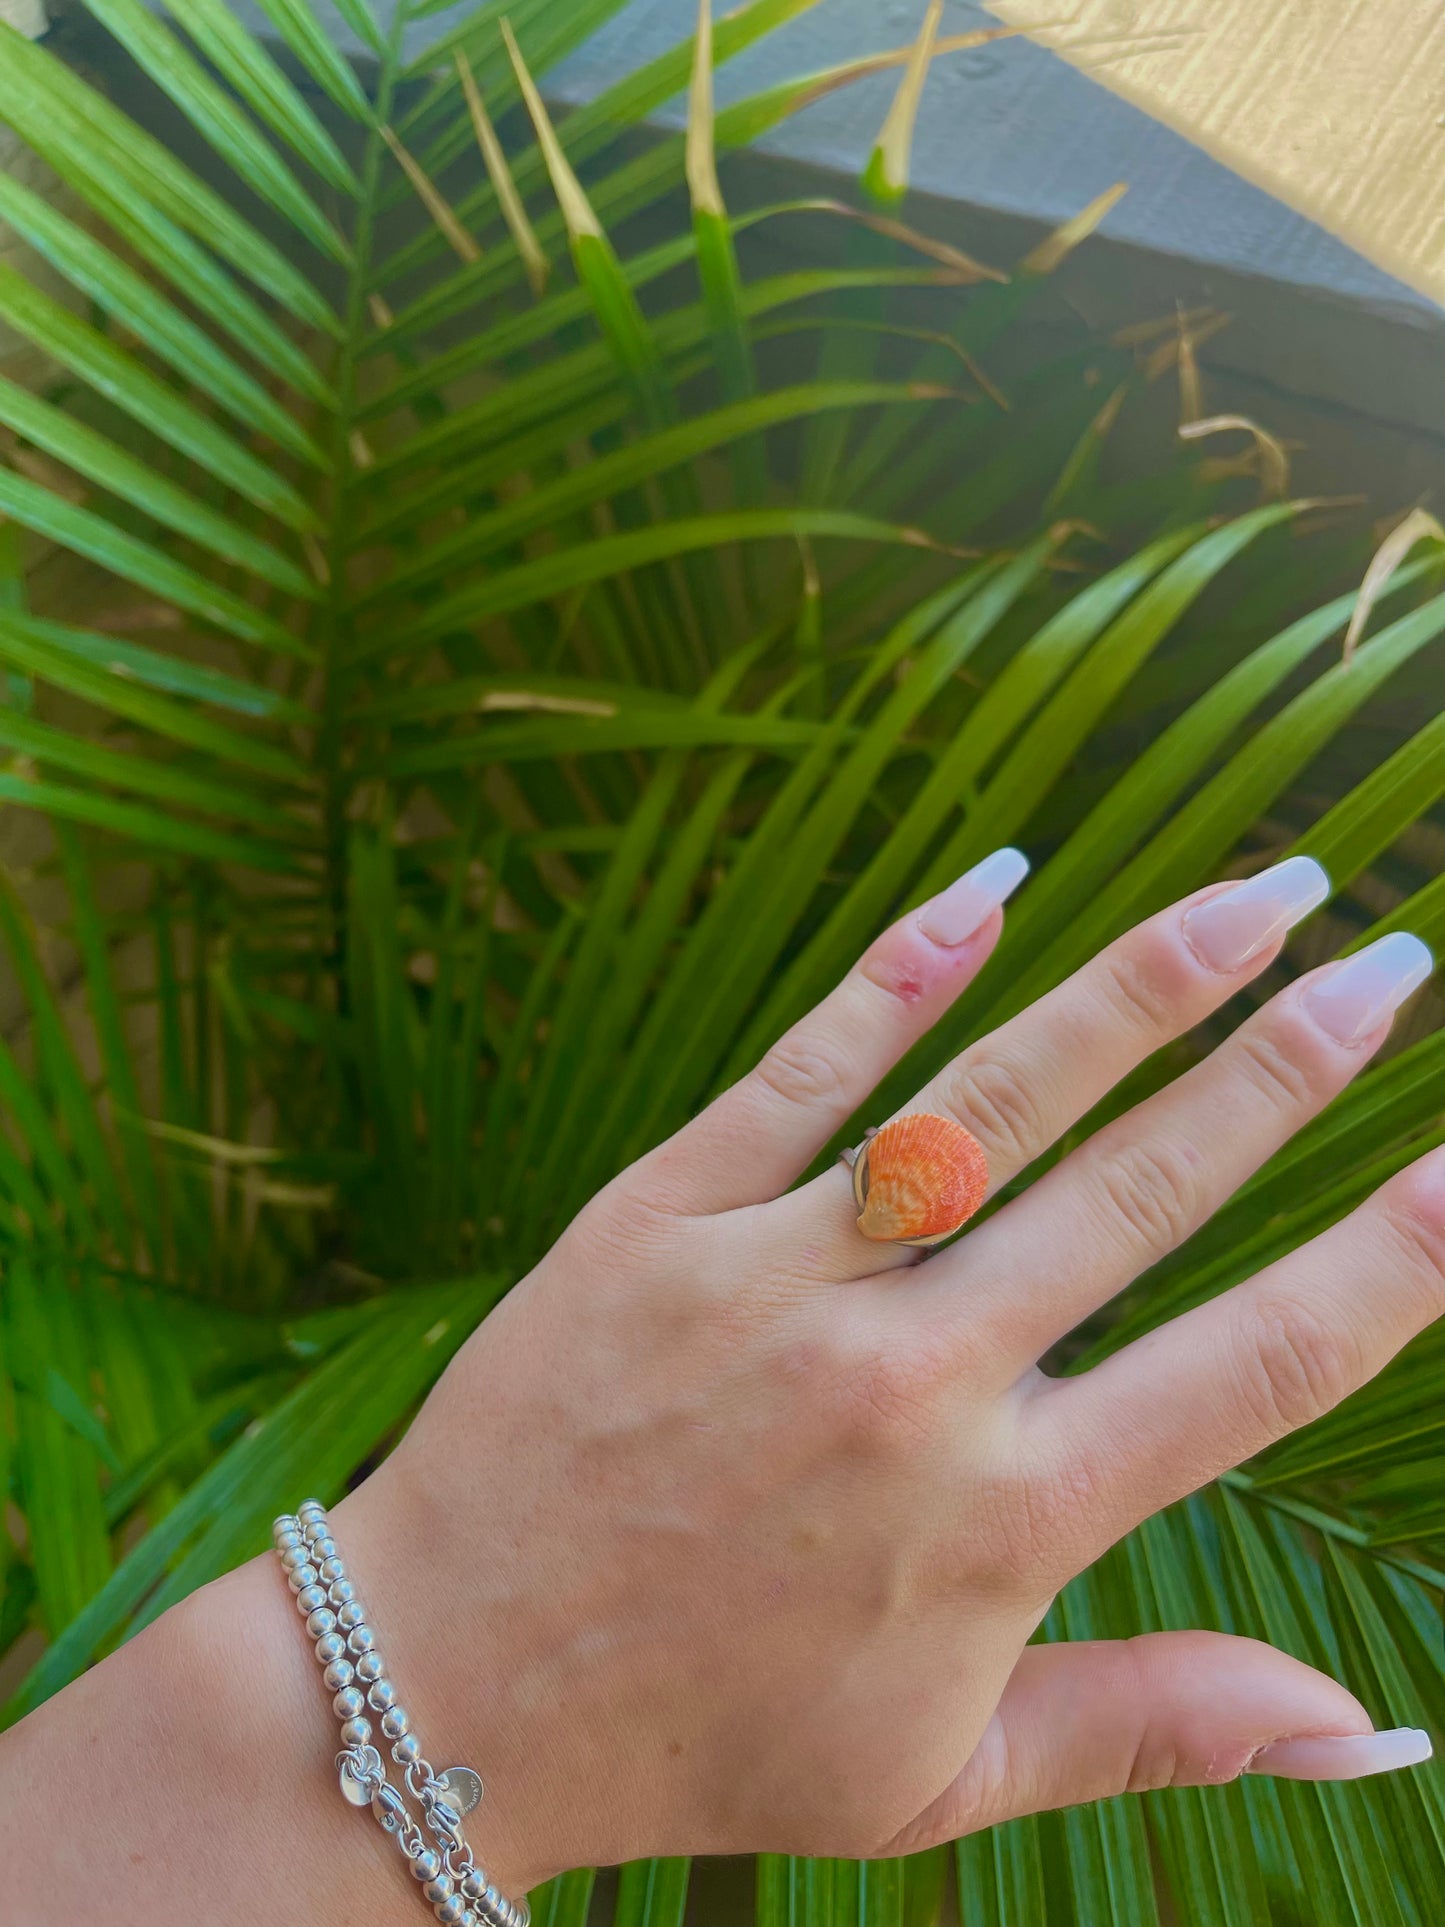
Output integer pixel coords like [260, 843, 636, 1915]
[0, 4, 1441, 1923]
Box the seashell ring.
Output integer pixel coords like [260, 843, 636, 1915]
[840, 1111, 989, 1248]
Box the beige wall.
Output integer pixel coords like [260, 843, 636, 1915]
[986, 0, 1445, 311]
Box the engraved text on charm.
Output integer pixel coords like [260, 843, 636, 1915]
[436, 1764, 484, 1816]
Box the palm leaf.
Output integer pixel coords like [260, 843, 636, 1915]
[0, 9, 1440, 1927]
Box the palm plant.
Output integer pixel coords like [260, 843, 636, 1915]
[0, 1, 1441, 1920]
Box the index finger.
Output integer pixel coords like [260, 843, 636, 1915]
[639, 849, 1028, 1214]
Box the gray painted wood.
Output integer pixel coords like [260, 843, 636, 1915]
[243, 0, 1437, 322]
[208, 2, 1445, 446]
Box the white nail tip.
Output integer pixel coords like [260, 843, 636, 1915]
[1359, 930, 1435, 989]
[1246, 1726, 1433, 1781]
[968, 847, 1030, 897]
[916, 848, 1029, 948]
[1262, 854, 1331, 909]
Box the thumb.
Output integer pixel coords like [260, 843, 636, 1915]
[888, 1631, 1431, 1850]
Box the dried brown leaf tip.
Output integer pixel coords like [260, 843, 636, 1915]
[1343, 508, 1445, 664]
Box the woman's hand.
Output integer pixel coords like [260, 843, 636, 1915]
[330, 850, 1437, 1889]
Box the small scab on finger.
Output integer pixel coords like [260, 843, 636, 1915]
[861, 929, 963, 1007]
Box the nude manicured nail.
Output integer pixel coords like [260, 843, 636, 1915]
[1301, 932, 1435, 1046]
[917, 848, 1030, 947]
[1181, 856, 1330, 973]
[1246, 1727, 1433, 1782]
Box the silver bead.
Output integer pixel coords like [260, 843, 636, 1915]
[393, 1732, 422, 1765]
[462, 1912, 480, 1927]
[355, 1650, 385, 1683]
[307, 1607, 338, 1639]
[339, 1714, 372, 1748]
[424, 1874, 454, 1904]
[333, 1686, 367, 1720]
[411, 1850, 443, 1884]
[319, 1555, 346, 1584]
[367, 1677, 397, 1711]
[296, 1584, 328, 1615]
[435, 1897, 466, 1927]
[310, 1535, 337, 1562]
[280, 1544, 310, 1571]
[347, 1624, 376, 1655]
[287, 1564, 318, 1593]
[328, 1578, 357, 1607]
[314, 1632, 347, 1665]
[298, 1497, 326, 1517]
[337, 1600, 366, 1631]
[381, 1705, 410, 1739]
[322, 1658, 355, 1692]
[460, 1870, 487, 1901]
[482, 1888, 504, 1920]
[275, 1527, 302, 1553]
[302, 1516, 329, 1542]
[273, 1512, 298, 1533]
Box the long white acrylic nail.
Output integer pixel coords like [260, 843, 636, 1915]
[1245, 1727, 1433, 1781]
[1301, 931, 1435, 1047]
[1180, 855, 1330, 974]
[916, 848, 1030, 948]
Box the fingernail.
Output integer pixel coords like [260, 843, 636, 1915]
[1301, 932, 1434, 1047]
[1180, 857, 1330, 974]
[917, 848, 1030, 947]
[1246, 1727, 1433, 1782]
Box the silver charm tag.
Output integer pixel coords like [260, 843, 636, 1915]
[339, 1760, 373, 1806]
[435, 1765, 484, 1816]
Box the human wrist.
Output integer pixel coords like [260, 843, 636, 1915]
[329, 1453, 568, 1898]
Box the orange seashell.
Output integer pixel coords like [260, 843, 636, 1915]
[852, 1112, 989, 1246]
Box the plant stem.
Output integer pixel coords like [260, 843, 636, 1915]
[314, 5, 408, 992]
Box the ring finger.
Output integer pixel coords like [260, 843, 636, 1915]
[760, 855, 1332, 1280]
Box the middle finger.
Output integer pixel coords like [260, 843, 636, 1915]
[758, 856, 1330, 1281]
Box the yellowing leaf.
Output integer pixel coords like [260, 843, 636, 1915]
[863, 0, 942, 205]
[454, 49, 549, 297]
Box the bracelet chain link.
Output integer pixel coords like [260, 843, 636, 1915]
[273, 1501, 531, 1927]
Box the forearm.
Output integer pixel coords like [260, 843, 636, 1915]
[0, 1466, 552, 1925]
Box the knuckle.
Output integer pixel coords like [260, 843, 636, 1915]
[1380, 1186, 1445, 1310]
[1094, 1135, 1201, 1254]
[1244, 1293, 1360, 1434]
[1233, 1021, 1328, 1112]
[1098, 935, 1186, 1037]
[752, 1032, 850, 1115]
[1125, 1714, 1181, 1795]
[945, 1051, 1047, 1166]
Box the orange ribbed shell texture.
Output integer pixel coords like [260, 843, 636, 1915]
[853, 1112, 989, 1245]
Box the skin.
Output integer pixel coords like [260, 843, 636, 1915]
[2, 880, 1441, 1920]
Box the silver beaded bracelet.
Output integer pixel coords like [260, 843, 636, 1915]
[273, 1500, 530, 1927]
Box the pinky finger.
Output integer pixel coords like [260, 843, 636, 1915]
[1049, 1140, 1445, 1547]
